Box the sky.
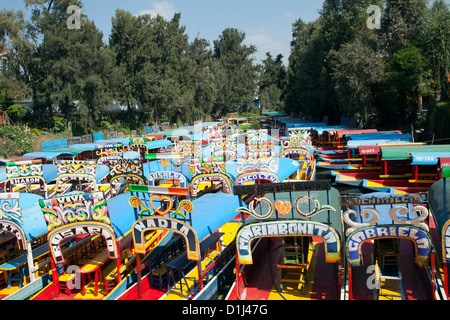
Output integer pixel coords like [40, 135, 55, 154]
[1, 0, 325, 66]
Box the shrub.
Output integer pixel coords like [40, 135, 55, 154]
[0, 124, 36, 158]
[51, 116, 67, 133]
[7, 104, 28, 123]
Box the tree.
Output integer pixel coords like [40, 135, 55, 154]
[377, 43, 427, 127]
[332, 38, 384, 126]
[212, 28, 257, 115]
[258, 52, 287, 112]
[109, 9, 142, 129]
[185, 37, 217, 123]
[421, 0, 450, 100]
[285, 18, 324, 117]
[0, 9, 34, 103]
[379, 0, 428, 58]
[26, 0, 114, 133]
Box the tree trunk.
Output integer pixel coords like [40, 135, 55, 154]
[127, 100, 133, 129]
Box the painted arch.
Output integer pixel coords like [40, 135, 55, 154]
[236, 220, 341, 265]
[132, 216, 200, 260]
[190, 173, 232, 196]
[47, 221, 118, 264]
[346, 225, 432, 267]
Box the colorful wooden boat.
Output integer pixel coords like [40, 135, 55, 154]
[2, 160, 58, 197]
[226, 181, 344, 300]
[0, 192, 58, 299]
[0, 157, 127, 300]
[280, 130, 316, 181]
[342, 192, 439, 300]
[427, 170, 450, 299]
[115, 184, 243, 300]
[29, 190, 171, 300]
[333, 145, 450, 194]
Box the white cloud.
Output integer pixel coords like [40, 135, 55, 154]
[246, 32, 271, 46]
[284, 11, 294, 18]
[137, 1, 175, 20]
[244, 29, 288, 64]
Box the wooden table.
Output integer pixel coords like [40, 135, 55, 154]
[0, 243, 50, 288]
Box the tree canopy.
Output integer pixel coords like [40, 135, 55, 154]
[0, 0, 448, 134]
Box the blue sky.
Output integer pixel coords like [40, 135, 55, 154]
[1, 0, 324, 65]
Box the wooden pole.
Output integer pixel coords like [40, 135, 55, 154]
[50, 259, 60, 296]
[445, 263, 449, 299]
[348, 266, 353, 300]
[116, 240, 122, 284]
[197, 261, 203, 291]
[136, 253, 142, 300]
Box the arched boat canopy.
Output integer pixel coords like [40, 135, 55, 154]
[143, 160, 192, 184]
[0, 193, 48, 249]
[343, 192, 433, 267]
[0, 164, 59, 184]
[39, 191, 137, 263]
[234, 182, 343, 265]
[428, 178, 450, 263]
[225, 157, 300, 183]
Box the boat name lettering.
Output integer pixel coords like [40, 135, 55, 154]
[191, 174, 231, 195]
[56, 194, 86, 204]
[237, 173, 278, 184]
[347, 225, 431, 266]
[134, 217, 191, 236]
[342, 194, 422, 206]
[237, 221, 340, 264]
[8, 177, 42, 184]
[133, 217, 199, 260]
[280, 149, 311, 163]
[49, 225, 116, 263]
[147, 171, 187, 187]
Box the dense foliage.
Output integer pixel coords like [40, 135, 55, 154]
[0, 0, 448, 135]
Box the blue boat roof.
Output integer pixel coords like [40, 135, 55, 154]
[14, 193, 48, 240]
[287, 122, 327, 129]
[311, 126, 349, 135]
[347, 138, 412, 149]
[225, 157, 300, 182]
[346, 132, 410, 140]
[123, 150, 141, 160]
[22, 151, 76, 160]
[69, 143, 97, 150]
[95, 138, 132, 146]
[189, 193, 241, 241]
[96, 164, 110, 182]
[107, 192, 141, 238]
[146, 139, 173, 149]
[410, 152, 450, 165]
